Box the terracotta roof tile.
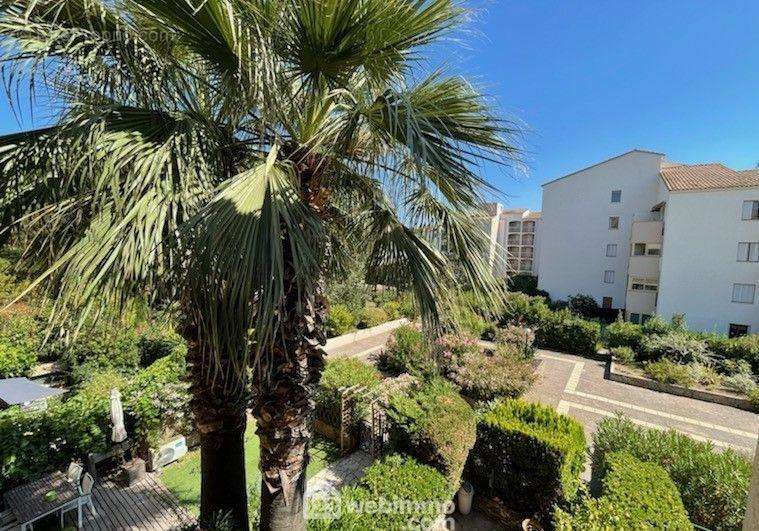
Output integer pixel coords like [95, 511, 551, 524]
[660, 163, 759, 191]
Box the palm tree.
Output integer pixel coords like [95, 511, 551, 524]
[0, 1, 521, 528]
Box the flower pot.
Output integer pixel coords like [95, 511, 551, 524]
[457, 481, 474, 515]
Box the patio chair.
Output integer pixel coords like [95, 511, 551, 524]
[60, 472, 97, 528]
[67, 462, 84, 483]
[0, 509, 19, 531]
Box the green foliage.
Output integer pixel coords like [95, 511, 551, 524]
[448, 345, 536, 401]
[644, 359, 696, 387]
[639, 332, 710, 364]
[494, 324, 536, 359]
[723, 373, 757, 395]
[316, 359, 381, 428]
[310, 455, 451, 530]
[77, 370, 128, 399]
[592, 415, 751, 530]
[379, 325, 432, 376]
[566, 293, 599, 318]
[501, 293, 550, 327]
[326, 304, 356, 337]
[641, 315, 671, 336]
[507, 274, 550, 299]
[705, 333, 759, 373]
[60, 324, 141, 384]
[387, 378, 476, 487]
[397, 293, 418, 320]
[467, 399, 586, 517]
[0, 342, 37, 377]
[748, 388, 759, 411]
[356, 306, 389, 329]
[719, 357, 752, 376]
[380, 300, 401, 320]
[610, 346, 635, 365]
[535, 309, 601, 355]
[326, 267, 373, 315]
[688, 362, 722, 388]
[603, 319, 644, 350]
[555, 452, 692, 530]
[451, 304, 491, 339]
[137, 322, 187, 366]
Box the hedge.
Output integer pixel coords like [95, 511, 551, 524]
[554, 451, 692, 530]
[308, 455, 451, 530]
[387, 378, 476, 487]
[592, 415, 751, 530]
[448, 345, 536, 401]
[602, 319, 643, 350]
[466, 399, 586, 517]
[379, 325, 432, 376]
[535, 309, 601, 355]
[315, 358, 381, 429]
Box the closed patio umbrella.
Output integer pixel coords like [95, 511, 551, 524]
[110, 388, 127, 443]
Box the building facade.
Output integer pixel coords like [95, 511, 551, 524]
[474, 203, 542, 278]
[538, 150, 759, 335]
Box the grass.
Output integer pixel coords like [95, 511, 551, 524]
[161, 422, 340, 516]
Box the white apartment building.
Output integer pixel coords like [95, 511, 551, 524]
[538, 150, 759, 336]
[477, 203, 542, 277]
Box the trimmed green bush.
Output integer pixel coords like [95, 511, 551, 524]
[592, 415, 751, 530]
[0, 341, 37, 377]
[397, 293, 418, 320]
[610, 346, 635, 365]
[137, 322, 187, 366]
[535, 309, 601, 355]
[603, 319, 644, 350]
[60, 324, 141, 383]
[501, 293, 550, 327]
[309, 455, 451, 530]
[555, 451, 692, 530]
[448, 346, 536, 401]
[316, 358, 382, 428]
[641, 315, 670, 335]
[356, 306, 389, 329]
[567, 293, 599, 318]
[639, 332, 710, 364]
[387, 378, 475, 487]
[379, 325, 431, 376]
[644, 359, 695, 387]
[326, 303, 356, 337]
[466, 399, 586, 517]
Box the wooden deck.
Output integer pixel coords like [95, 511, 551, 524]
[73, 474, 195, 530]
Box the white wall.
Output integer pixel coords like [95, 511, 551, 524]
[538, 151, 664, 307]
[657, 187, 759, 334]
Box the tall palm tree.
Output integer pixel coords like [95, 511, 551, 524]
[0, 1, 521, 528]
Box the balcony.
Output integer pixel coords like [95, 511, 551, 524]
[628, 255, 660, 278]
[626, 289, 657, 316]
[631, 219, 663, 244]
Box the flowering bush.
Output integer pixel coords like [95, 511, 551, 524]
[433, 333, 479, 372]
[449, 346, 536, 401]
[494, 325, 536, 358]
[379, 325, 432, 376]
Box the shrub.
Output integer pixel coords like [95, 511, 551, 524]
[723, 373, 757, 395]
[555, 452, 691, 530]
[380, 300, 401, 320]
[749, 388, 759, 411]
[507, 274, 550, 299]
[0, 341, 37, 377]
[397, 293, 418, 320]
[379, 325, 431, 376]
[310, 455, 451, 530]
[77, 370, 128, 399]
[433, 332, 479, 372]
[639, 332, 710, 364]
[720, 357, 752, 376]
[0, 312, 44, 353]
[603, 319, 643, 350]
[641, 315, 670, 335]
[387, 378, 476, 487]
[610, 346, 635, 365]
[644, 359, 695, 387]
[567, 293, 599, 318]
[356, 306, 389, 329]
[466, 399, 586, 517]
[326, 304, 356, 337]
[494, 325, 536, 359]
[535, 309, 601, 355]
[592, 415, 751, 529]
[453, 305, 491, 339]
[137, 323, 187, 366]
[501, 293, 550, 327]
[688, 362, 722, 388]
[448, 346, 536, 402]
[326, 268, 372, 314]
[315, 358, 381, 428]
[123, 350, 191, 451]
[706, 334, 759, 373]
[61, 324, 141, 383]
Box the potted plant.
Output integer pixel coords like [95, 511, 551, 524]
[457, 481, 474, 515]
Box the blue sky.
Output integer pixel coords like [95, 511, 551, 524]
[441, 0, 759, 210]
[0, 1, 756, 212]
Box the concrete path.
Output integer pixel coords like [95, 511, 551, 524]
[306, 451, 373, 498]
[525, 349, 759, 455]
[325, 328, 396, 360]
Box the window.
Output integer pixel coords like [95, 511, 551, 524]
[729, 324, 750, 338]
[609, 216, 619, 229]
[737, 242, 759, 262]
[523, 221, 536, 233]
[630, 278, 658, 291]
[632, 243, 646, 256]
[603, 270, 615, 284]
[732, 283, 756, 304]
[606, 244, 618, 257]
[646, 245, 661, 256]
[641, 314, 652, 324]
[629, 313, 640, 324]
[741, 200, 759, 220]
[611, 190, 622, 203]
[602, 297, 613, 309]
[508, 221, 521, 233]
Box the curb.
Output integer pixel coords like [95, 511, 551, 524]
[607, 360, 755, 413]
[325, 318, 409, 351]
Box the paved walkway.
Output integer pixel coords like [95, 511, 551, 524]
[525, 350, 759, 455]
[325, 328, 397, 360]
[306, 451, 373, 497]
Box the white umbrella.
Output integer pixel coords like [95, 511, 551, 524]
[110, 388, 127, 443]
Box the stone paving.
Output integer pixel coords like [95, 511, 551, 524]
[306, 450, 373, 498]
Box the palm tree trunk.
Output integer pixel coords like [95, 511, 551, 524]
[188, 342, 251, 530]
[253, 278, 327, 530]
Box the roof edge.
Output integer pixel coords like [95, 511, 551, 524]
[542, 149, 665, 187]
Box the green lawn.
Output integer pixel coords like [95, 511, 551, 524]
[161, 423, 340, 516]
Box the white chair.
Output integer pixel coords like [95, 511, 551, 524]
[67, 462, 83, 483]
[60, 472, 97, 528]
